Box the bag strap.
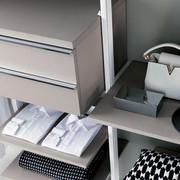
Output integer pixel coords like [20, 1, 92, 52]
[143, 43, 180, 61]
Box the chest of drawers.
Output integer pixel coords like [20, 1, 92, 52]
[0, 0, 104, 115]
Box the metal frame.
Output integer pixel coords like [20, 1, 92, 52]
[100, 0, 115, 91]
[100, 1, 120, 180]
[108, 127, 120, 180]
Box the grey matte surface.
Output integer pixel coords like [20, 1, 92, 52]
[127, 0, 180, 61]
[0, 72, 81, 115]
[2, 139, 127, 180]
[2, 154, 50, 180]
[0, 0, 99, 48]
[113, 87, 164, 117]
[0, 17, 104, 115]
[90, 61, 180, 145]
[0, 40, 77, 84]
[74, 17, 104, 114]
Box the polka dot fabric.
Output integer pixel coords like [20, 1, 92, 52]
[18, 143, 107, 180]
[123, 149, 180, 180]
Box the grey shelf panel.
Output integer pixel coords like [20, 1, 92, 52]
[2, 153, 110, 180]
[2, 155, 51, 180]
[90, 61, 180, 145]
[2, 152, 110, 180]
[0, 124, 107, 169]
[2, 139, 127, 180]
[0, 0, 99, 48]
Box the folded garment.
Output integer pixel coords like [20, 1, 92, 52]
[41, 114, 102, 157]
[2, 104, 63, 144]
[19, 142, 107, 180]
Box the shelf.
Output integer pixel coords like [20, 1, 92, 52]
[2, 139, 127, 180]
[90, 61, 180, 145]
[0, 0, 99, 49]
[2, 153, 109, 180]
[0, 121, 107, 169]
[1, 155, 50, 180]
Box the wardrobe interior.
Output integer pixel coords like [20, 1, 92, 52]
[112, 0, 180, 178]
[0, 0, 180, 179]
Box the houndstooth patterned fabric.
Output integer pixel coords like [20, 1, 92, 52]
[124, 149, 180, 180]
[18, 143, 107, 180]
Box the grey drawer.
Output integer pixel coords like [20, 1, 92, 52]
[0, 71, 80, 115]
[0, 39, 77, 84]
[0, 17, 104, 115]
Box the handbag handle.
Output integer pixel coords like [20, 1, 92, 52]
[143, 43, 180, 61]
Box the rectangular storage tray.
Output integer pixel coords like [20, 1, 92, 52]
[113, 86, 164, 117]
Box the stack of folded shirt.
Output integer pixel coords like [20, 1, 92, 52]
[41, 114, 102, 157]
[2, 104, 63, 144]
[19, 141, 107, 180]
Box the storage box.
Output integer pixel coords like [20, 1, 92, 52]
[113, 87, 164, 117]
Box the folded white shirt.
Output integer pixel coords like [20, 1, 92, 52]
[41, 114, 102, 157]
[2, 104, 63, 144]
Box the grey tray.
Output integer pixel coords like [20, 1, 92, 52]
[113, 87, 164, 117]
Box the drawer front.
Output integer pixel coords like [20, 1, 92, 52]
[0, 72, 81, 115]
[0, 40, 77, 84]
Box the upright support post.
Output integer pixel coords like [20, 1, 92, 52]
[108, 126, 120, 180]
[100, 0, 115, 91]
[100, 1, 119, 179]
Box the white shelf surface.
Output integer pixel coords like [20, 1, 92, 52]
[0, 0, 99, 48]
[0, 124, 107, 169]
[90, 61, 180, 145]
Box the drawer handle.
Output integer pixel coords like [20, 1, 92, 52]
[0, 35, 72, 54]
[0, 67, 76, 89]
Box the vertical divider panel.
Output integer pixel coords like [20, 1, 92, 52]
[100, 0, 115, 91]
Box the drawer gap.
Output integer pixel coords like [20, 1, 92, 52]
[0, 35, 73, 54]
[0, 67, 76, 89]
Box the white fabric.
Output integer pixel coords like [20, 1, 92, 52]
[159, 52, 180, 67]
[145, 52, 180, 100]
[0, 98, 12, 126]
[42, 114, 102, 157]
[2, 104, 63, 144]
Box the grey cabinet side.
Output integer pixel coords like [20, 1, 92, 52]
[74, 17, 105, 114]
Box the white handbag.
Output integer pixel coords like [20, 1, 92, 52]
[144, 43, 180, 100]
